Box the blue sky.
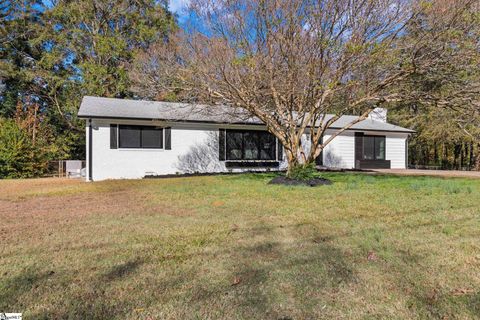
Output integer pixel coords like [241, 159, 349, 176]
[169, 0, 190, 20]
[169, 0, 204, 32]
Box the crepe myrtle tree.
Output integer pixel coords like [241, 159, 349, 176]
[130, 0, 476, 177]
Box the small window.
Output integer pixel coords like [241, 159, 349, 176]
[363, 136, 385, 160]
[118, 125, 163, 149]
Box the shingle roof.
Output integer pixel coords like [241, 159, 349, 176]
[78, 96, 415, 133]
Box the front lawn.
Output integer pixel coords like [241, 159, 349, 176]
[0, 173, 479, 319]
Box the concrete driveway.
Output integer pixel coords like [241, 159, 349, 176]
[373, 169, 480, 179]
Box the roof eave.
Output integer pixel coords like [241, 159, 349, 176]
[79, 115, 415, 133]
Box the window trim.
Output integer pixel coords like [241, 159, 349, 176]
[117, 124, 164, 149]
[362, 135, 386, 160]
[225, 129, 278, 162]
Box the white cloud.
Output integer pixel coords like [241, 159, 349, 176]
[169, 0, 190, 13]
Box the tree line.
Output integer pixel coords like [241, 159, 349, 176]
[1, 0, 479, 178]
[0, 0, 175, 177]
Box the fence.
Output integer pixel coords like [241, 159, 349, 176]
[408, 164, 474, 171]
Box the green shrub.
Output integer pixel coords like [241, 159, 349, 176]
[0, 118, 42, 178]
[287, 162, 318, 180]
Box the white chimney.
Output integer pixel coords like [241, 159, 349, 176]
[368, 108, 387, 123]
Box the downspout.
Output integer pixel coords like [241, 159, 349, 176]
[406, 136, 409, 169]
[88, 119, 93, 181]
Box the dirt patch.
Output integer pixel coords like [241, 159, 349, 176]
[0, 189, 193, 240]
[0, 191, 137, 243]
[0, 190, 134, 218]
[0, 178, 83, 200]
[268, 176, 332, 187]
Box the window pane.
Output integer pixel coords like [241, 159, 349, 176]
[363, 136, 375, 160]
[375, 136, 385, 160]
[226, 131, 243, 160]
[119, 125, 141, 148]
[258, 132, 276, 160]
[243, 132, 259, 160]
[142, 127, 163, 148]
[226, 130, 277, 161]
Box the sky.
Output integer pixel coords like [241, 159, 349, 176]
[169, 0, 190, 16]
[169, 0, 202, 31]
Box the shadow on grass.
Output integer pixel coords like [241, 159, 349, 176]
[0, 268, 55, 311]
[350, 230, 478, 319]
[242, 222, 479, 319]
[102, 259, 144, 282]
[24, 259, 146, 320]
[404, 279, 480, 319]
[225, 172, 282, 182]
[6, 220, 478, 319]
[176, 242, 357, 319]
[180, 222, 358, 318]
[466, 291, 480, 316]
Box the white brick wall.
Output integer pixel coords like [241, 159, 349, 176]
[87, 120, 286, 181]
[86, 119, 409, 181]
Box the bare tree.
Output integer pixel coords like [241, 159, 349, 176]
[131, 0, 477, 176]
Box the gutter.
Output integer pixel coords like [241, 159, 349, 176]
[79, 115, 415, 134]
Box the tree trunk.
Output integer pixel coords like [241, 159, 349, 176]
[443, 144, 448, 169]
[423, 145, 429, 166]
[475, 143, 480, 171]
[284, 139, 316, 178]
[469, 142, 474, 169]
[454, 143, 460, 170]
[285, 149, 299, 177]
[460, 143, 464, 170]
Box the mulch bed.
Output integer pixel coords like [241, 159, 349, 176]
[268, 176, 332, 187]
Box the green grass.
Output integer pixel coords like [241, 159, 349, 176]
[0, 173, 479, 319]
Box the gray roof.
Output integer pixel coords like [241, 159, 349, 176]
[78, 96, 414, 133]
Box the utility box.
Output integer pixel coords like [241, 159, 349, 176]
[65, 160, 84, 178]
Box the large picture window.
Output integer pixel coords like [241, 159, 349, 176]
[118, 125, 163, 149]
[363, 135, 385, 160]
[226, 130, 276, 161]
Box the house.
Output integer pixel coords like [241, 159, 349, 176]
[78, 96, 414, 181]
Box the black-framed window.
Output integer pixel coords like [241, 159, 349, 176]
[363, 135, 385, 160]
[226, 130, 276, 161]
[118, 125, 163, 149]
